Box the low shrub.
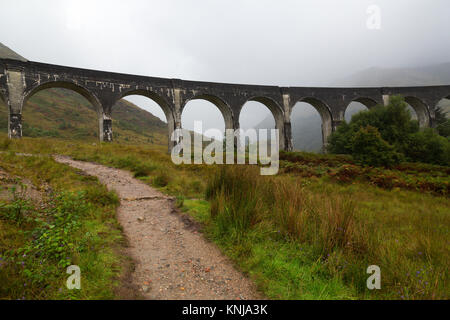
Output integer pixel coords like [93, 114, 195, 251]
[84, 186, 120, 207]
[152, 171, 171, 187]
[0, 183, 32, 225]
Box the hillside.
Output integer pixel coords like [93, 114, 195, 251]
[0, 88, 168, 145]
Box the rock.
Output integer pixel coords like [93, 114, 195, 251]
[137, 216, 144, 222]
[142, 285, 150, 293]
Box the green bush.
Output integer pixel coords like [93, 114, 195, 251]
[328, 121, 356, 155]
[328, 96, 450, 166]
[435, 106, 450, 138]
[404, 128, 450, 165]
[133, 162, 158, 178]
[0, 184, 32, 225]
[351, 126, 403, 167]
[152, 171, 171, 187]
[2, 191, 90, 272]
[84, 186, 120, 207]
[111, 156, 158, 178]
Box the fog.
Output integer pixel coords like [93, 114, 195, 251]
[1, 0, 449, 134]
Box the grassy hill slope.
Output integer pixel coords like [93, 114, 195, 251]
[0, 88, 168, 145]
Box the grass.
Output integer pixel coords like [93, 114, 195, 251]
[0, 152, 126, 299]
[1, 135, 449, 300]
[202, 165, 449, 299]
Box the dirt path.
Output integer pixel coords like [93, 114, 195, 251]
[54, 156, 262, 300]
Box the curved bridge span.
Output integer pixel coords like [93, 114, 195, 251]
[1, 56, 449, 151]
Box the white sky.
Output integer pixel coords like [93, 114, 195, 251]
[1, 0, 449, 134]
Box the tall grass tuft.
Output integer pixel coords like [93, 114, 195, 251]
[207, 166, 261, 240]
[206, 165, 365, 254]
[270, 179, 367, 255]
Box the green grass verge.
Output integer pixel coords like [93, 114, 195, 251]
[2, 136, 449, 300]
[181, 198, 355, 299]
[0, 152, 126, 299]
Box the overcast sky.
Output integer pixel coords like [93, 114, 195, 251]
[1, 0, 449, 134]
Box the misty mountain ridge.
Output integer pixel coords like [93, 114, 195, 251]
[331, 62, 450, 87]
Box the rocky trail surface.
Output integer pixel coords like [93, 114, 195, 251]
[54, 156, 262, 300]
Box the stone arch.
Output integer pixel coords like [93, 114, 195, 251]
[343, 97, 378, 124]
[238, 96, 285, 150]
[22, 80, 103, 139]
[118, 89, 174, 124]
[403, 96, 430, 128]
[351, 97, 378, 109]
[117, 89, 176, 151]
[244, 96, 284, 127]
[182, 94, 234, 130]
[24, 81, 101, 114]
[291, 97, 333, 150]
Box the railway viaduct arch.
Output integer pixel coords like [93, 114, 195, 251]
[1, 44, 448, 152]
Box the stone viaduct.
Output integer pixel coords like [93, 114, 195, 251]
[1, 43, 449, 152]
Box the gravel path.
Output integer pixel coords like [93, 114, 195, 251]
[54, 156, 263, 300]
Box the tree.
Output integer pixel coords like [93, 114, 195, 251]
[328, 96, 450, 166]
[351, 126, 403, 167]
[403, 128, 450, 166]
[327, 121, 353, 154]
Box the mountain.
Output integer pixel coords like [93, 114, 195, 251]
[332, 62, 450, 87]
[0, 88, 168, 145]
[254, 62, 450, 152]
